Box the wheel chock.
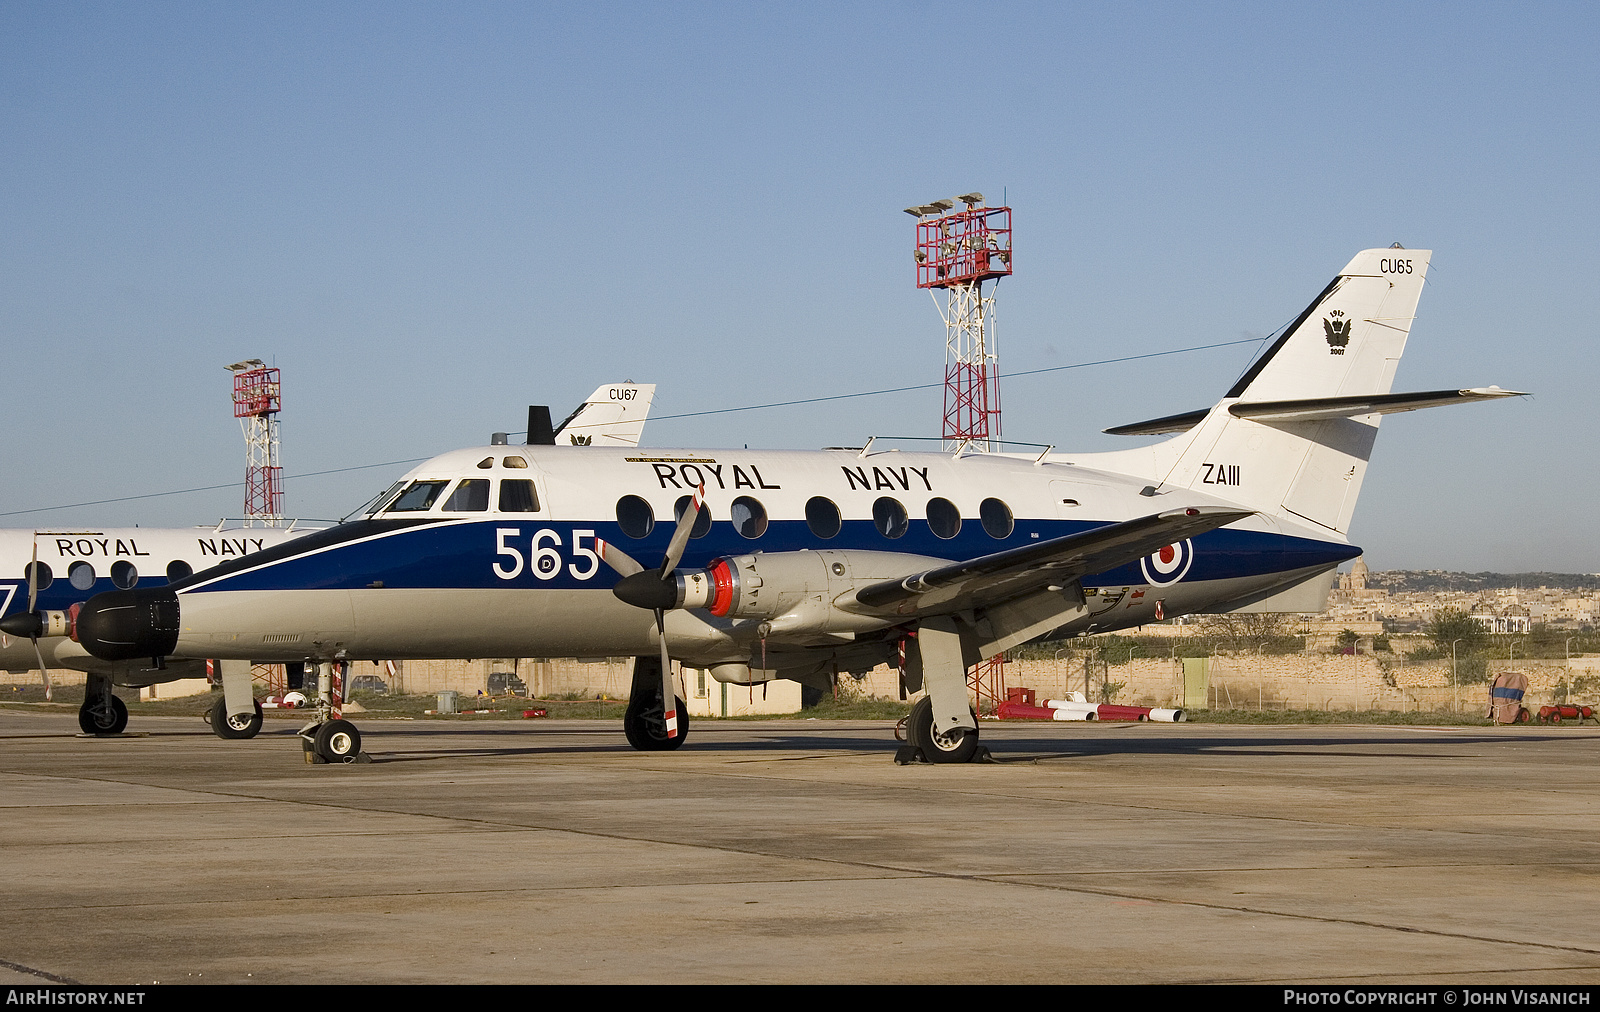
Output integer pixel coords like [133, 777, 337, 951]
[893, 745, 927, 765]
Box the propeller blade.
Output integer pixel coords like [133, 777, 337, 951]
[31, 637, 51, 702]
[659, 483, 705, 578]
[594, 538, 645, 578]
[655, 608, 678, 740]
[26, 538, 49, 701]
[608, 484, 704, 617]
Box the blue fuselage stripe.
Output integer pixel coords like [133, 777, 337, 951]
[183, 517, 1360, 594]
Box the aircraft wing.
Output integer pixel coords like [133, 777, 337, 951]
[852, 505, 1253, 615]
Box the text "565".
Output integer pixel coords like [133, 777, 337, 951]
[493, 528, 600, 581]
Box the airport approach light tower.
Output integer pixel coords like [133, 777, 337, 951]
[225, 359, 283, 527]
[905, 194, 1012, 451]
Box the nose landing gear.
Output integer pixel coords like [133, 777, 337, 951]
[299, 661, 370, 764]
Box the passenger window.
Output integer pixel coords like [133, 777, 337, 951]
[731, 496, 767, 539]
[673, 495, 713, 539]
[110, 561, 139, 590]
[926, 497, 961, 539]
[69, 561, 96, 591]
[443, 479, 490, 512]
[24, 561, 53, 590]
[388, 480, 451, 512]
[499, 479, 540, 512]
[980, 497, 1014, 539]
[872, 497, 908, 539]
[502, 456, 529, 469]
[805, 496, 841, 539]
[616, 495, 655, 539]
[166, 560, 193, 583]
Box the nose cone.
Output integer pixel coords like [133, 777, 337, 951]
[75, 589, 180, 661]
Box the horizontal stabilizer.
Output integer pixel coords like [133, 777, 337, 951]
[1228, 386, 1525, 423]
[1103, 409, 1209, 436]
[1106, 387, 1524, 435]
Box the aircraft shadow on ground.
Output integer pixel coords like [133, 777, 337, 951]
[342, 724, 1593, 765]
[987, 730, 1589, 762]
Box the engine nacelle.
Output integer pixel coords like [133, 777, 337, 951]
[73, 589, 180, 662]
[672, 549, 936, 637]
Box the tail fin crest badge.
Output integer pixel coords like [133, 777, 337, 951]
[1323, 310, 1352, 355]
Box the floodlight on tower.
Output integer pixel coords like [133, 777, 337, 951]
[225, 359, 283, 527]
[908, 193, 1012, 450]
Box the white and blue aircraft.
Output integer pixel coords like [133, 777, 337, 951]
[0, 524, 312, 734]
[10, 249, 1522, 762]
[0, 383, 656, 737]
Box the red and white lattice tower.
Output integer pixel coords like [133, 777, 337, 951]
[225, 359, 283, 526]
[908, 193, 1012, 451]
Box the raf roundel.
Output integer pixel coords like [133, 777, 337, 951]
[1139, 539, 1195, 587]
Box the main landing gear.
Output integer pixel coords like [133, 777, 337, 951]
[299, 661, 370, 764]
[204, 658, 265, 740]
[207, 696, 264, 739]
[78, 674, 127, 735]
[894, 617, 987, 765]
[903, 697, 981, 764]
[624, 654, 689, 752]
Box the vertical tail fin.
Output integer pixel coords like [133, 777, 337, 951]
[555, 383, 657, 447]
[1161, 248, 1432, 534]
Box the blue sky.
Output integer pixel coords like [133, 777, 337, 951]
[1, 2, 1594, 571]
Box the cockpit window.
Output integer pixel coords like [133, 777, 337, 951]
[476, 457, 494, 469]
[442, 479, 490, 512]
[499, 478, 540, 512]
[503, 456, 529, 469]
[360, 481, 407, 517]
[386, 480, 451, 512]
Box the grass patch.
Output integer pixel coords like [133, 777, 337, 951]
[0, 682, 1514, 727]
[765, 697, 913, 720]
[0, 685, 630, 721]
[348, 691, 628, 720]
[0, 683, 218, 717]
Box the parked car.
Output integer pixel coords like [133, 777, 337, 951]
[349, 674, 388, 694]
[487, 671, 527, 696]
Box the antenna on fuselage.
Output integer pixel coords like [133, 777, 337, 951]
[526, 406, 556, 445]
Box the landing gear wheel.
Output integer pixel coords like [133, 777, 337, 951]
[209, 697, 264, 740]
[78, 694, 128, 735]
[624, 695, 689, 752]
[907, 696, 980, 764]
[313, 719, 362, 762]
